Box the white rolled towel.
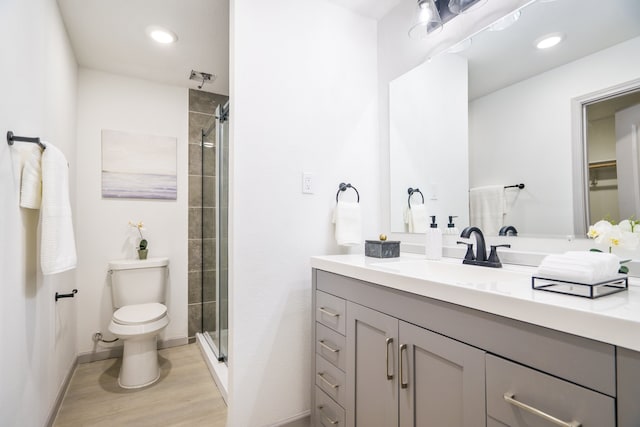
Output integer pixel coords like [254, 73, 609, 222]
[535, 251, 620, 284]
[332, 201, 362, 246]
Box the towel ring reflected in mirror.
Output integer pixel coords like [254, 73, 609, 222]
[407, 187, 425, 209]
[336, 182, 360, 203]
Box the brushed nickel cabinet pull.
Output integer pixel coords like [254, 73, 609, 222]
[399, 343, 408, 389]
[503, 393, 581, 427]
[319, 340, 340, 353]
[386, 337, 394, 380]
[317, 372, 339, 389]
[319, 307, 340, 317]
[317, 405, 339, 425]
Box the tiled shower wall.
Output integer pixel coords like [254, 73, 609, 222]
[188, 89, 230, 340]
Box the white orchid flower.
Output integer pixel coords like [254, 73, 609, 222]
[587, 219, 612, 244]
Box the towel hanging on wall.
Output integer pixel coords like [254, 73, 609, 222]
[20, 144, 43, 209]
[40, 142, 77, 275]
[469, 185, 506, 236]
[333, 183, 362, 246]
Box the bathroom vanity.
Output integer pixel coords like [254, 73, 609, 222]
[310, 254, 640, 427]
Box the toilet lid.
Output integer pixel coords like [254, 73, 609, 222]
[113, 303, 167, 325]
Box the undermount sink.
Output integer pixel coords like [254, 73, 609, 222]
[367, 258, 531, 285]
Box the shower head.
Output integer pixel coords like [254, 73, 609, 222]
[189, 70, 217, 89]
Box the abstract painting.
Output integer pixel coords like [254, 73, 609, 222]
[101, 130, 177, 200]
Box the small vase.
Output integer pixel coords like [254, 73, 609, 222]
[138, 249, 148, 260]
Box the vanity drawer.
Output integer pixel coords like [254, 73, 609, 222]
[316, 322, 346, 371]
[316, 290, 346, 335]
[315, 387, 346, 427]
[315, 354, 346, 407]
[486, 354, 615, 427]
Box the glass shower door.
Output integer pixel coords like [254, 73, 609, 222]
[216, 100, 229, 361]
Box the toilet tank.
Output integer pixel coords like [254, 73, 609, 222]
[109, 257, 169, 308]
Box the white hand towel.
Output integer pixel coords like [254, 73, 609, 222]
[9, 143, 37, 189]
[469, 185, 506, 236]
[535, 251, 621, 284]
[406, 204, 428, 233]
[20, 144, 43, 209]
[41, 143, 77, 275]
[332, 201, 362, 246]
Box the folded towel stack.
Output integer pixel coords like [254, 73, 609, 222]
[535, 251, 621, 284]
[332, 201, 362, 246]
[403, 204, 428, 233]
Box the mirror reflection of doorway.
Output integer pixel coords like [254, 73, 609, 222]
[585, 89, 640, 224]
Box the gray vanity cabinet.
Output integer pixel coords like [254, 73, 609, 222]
[345, 302, 485, 427]
[312, 268, 625, 427]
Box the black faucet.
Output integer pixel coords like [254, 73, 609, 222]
[457, 226, 510, 268]
[498, 225, 518, 236]
[459, 226, 487, 263]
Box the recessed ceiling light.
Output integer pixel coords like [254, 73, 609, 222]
[146, 26, 178, 44]
[535, 33, 564, 49]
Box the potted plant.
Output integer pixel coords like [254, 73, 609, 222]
[129, 220, 149, 260]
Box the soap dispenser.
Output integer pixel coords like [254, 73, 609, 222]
[443, 215, 459, 245]
[425, 215, 442, 260]
[444, 216, 459, 235]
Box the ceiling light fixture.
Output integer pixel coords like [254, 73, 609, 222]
[146, 26, 178, 44]
[448, 0, 487, 15]
[535, 33, 564, 49]
[408, 0, 443, 39]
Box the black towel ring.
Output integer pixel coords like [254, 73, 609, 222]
[336, 182, 360, 203]
[407, 187, 424, 209]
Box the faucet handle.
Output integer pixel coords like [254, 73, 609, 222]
[457, 241, 475, 261]
[488, 244, 511, 266]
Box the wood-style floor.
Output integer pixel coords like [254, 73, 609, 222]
[54, 344, 227, 426]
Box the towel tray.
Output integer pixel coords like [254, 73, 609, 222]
[531, 275, 628, 299]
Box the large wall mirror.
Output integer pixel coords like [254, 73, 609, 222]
[389, 0, 640, 237]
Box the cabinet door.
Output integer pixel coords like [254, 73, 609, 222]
[347, 302, 399, 427]
[399, 321, 486, 427]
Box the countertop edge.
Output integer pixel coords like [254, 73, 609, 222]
[311, 255, 640, 352]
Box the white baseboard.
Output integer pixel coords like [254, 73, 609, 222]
[77, 336, 188, 364]
[46, 356, 78, 427]
[269, 411, 311, 427]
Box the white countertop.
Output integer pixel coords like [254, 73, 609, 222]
[311, 253, 640, 352]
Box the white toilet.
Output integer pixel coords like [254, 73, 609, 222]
[108, 257, 170, 389]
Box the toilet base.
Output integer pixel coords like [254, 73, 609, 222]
[118, 335, 161, 389]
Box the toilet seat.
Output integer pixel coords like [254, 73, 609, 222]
[113, 303, 167, 325]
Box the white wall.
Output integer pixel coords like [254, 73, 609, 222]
[229, 0, 378, 424]
[75, 69, 188, 354]
[469, 36, 640, 236]
[0, 0, 78, 425]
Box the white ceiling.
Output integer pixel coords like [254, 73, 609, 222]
[324, 0, 403, 20]
[57, 0, 230, 95]
[462, 0, 640, 100]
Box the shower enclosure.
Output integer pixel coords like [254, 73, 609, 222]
[202, 100, 229, 362]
